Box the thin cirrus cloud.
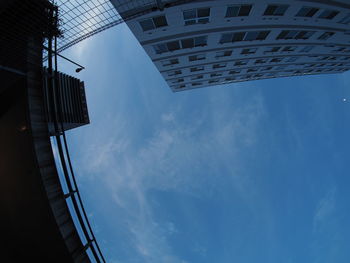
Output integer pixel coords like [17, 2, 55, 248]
[73, 84, 267, 262]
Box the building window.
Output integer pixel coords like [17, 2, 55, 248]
[216, 50, 232, 58]
[261, 66, 273, 71]
[154, 43, 168, 54]
[319, 56, 337, 60]
[161, 58, 179, 66]
[225, 77, 236, 81]
[245, 31, 270, 41]
[277, 30, 315, 40]
[190, 66, 204, 72]
[191, 82, 203, 86]
[318, 32, 335, 40]
[181, 36, 208, 48]
[253, 74, 263, 78]
[153, 36, 207, 54]
[255, 59, 267, 64]
[242, 75, 252, 80]
[213, 63, 226, 69]
[211, 73, 222, 77]
[168, 70, 182, 76]
[220, 31, 270, 43]
[175, 85, 186, 89]
[229, 70, 240, 75]
[183, 8, 210, 25]
[338, 14, 350, 24]
[286, 57, 299, 62]
[241, 48, 257, 54]
[191, 75, 203, 80]
[334, 47, 350, 52]
[276, 65, 287, 70]
[295, 7, 319, 17]
[263, 5, 289, 16]
[282, 46, 297, 52]
[172, 78, 184, 83]
[247, 68, 258, 73]
[189, 54, 206, 61]
[265, 46, 281, 53]
[235, 60, 248, 66]
[139, 16, 168, 31]
[209, 79, 220, 84]
[167, 41, 181, 51]
[270, 58, 283, 63]
[220, 32, 244, 43]
[318, 9, 339, 20]
[300, 46, 314, 52]
[225, 5, 252, 17]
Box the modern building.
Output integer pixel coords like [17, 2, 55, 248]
[43, 69, 90, 134]
[111, 0, 350, 91]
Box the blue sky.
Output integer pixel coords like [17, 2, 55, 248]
[58, 23, 350, 263]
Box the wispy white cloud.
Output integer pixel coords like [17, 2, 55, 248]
[74, 89, 267, 261]
[313, 186, 337, 233]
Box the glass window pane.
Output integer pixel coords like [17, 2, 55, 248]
[139, 19, 154, 31]
[181, 38, 194, 48]
[241, 48, 257, 54]
[319, 10, 339, 19]
[154, 43, 167, 54]
[153, 16, 168, 27]
[183, 9, 196, 20]
[185, 20, 196, 25]
[318, 32, 334, 40]
[220, 33, 233, 43]
[166, 41, 180, 51]
[296, 7, 319, 17]
[264, 5, 276, 16]
[232, 32, 245, 42]
[226, 6, 239, 17]
[197, 8, 210, 17]
[239, 5, 252, 16]
[194, 36, 207, 46]
[338, 14, 350, 24]
[245, 31, 259, 41]
[276, 5, 288, 15]
[198, 18, 209, 24]
[257, 31, 270, 40]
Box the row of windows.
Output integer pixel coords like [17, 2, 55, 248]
[139, 5, 350, 31]
[160, 47, 302, 65]
[166, 58, 349, 77]
[172, 63, 349, 83]
[154, 36, 207, 54]
[174, 67, 349, 89]
[161, 48, 350, 67]
[301, 62, 350, 68]
[154, 29, 337, 54]
[220, 31, 270, 43]
[220, 30, 335, 43]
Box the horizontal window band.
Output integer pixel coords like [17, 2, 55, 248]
[152, 42, 350, 62]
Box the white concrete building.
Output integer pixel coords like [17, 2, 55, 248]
[111, 0, 350, 91]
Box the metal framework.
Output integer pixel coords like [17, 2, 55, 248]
[55, 0, 123, 52]
[54, 0, 198, 53]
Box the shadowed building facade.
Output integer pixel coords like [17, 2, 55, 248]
[1, 1, 94, 261]
[43, 69, 90, 135]
[111, 0, 350, 91]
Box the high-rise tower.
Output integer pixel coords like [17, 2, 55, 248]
[111, 0, 350, 91]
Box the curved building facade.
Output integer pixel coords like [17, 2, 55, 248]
[111, 0, 350, 91]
